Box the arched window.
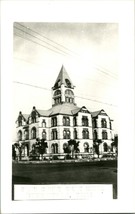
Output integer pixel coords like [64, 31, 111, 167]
[84, 142, 89, 152]
[51, 143, 58, 154]
[42, 119, 46, 128]
[82, 116, 89, 126]
[54, 90, 61, 105]
[102, 131, 108, 140]
[101, 119, 107, 128]
[51, 129, 58, 140]
[54, 90, 61, 96]
[18, 130, 22, 141]
[74, 129, 77, 139]
[63, 129, 70, 139]
[103, 143, 108, 152]
[63, 116, 70, 126]
[51, 117, 57, 127]
[31, 127, 36, 139]
[82, 129, 89, 139]
[42, 130, 46, 140]
[65, 89, 74, 95]
[93, 130, 97, 140]
[24, 130, 29, 140]
[65, 89, 74, 103]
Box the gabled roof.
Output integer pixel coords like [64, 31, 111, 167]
[53, 65, 74, 89]
[16, 112, 29, 123]
[91, 109, 108, 117]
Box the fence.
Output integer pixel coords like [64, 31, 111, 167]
[13, 151, 117, 161]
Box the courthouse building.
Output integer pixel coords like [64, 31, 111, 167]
[15, 65, 115, 157]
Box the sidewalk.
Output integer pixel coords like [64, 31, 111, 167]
[13, 157, 117, 164]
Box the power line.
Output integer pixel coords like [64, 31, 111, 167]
[14, 32, 68, 57]
[14, 23, 118, 80]
[13, 81, 117, 107]
[94, 67, 117, 80]
[14, 56, 116, 88]
[75, 95, 117, 107]
[14, 26, 73, 57]
[16, 22, 79, 56]
[13, 81, 51, 91]
[96, 65, 117, 78]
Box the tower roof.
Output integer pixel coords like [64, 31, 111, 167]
[53, 65, 74, 89]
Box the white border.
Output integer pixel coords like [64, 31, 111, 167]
[1, 0, 135, 213]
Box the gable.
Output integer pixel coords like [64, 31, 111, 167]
[99, 109, 108, 116]
[91, 109, 108, 118]
[79, 106, 90, 114]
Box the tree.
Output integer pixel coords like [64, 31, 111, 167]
[93, 139, 102, 158]
[39, 139, 48, 160]
[14, 142, 22, 161]
[67, 140, 80, 158]
[111, 134, 118, 155]
[30, 138, 48, 160]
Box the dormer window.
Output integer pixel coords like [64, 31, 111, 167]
[31, 107, 37, 123]
[18, 120, 22, 127]
[54, 79, 61, 88]
[101, 119, 107, 128]
[18, 112, 23, 126]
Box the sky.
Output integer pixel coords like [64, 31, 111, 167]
[13, 22, 118, 140]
